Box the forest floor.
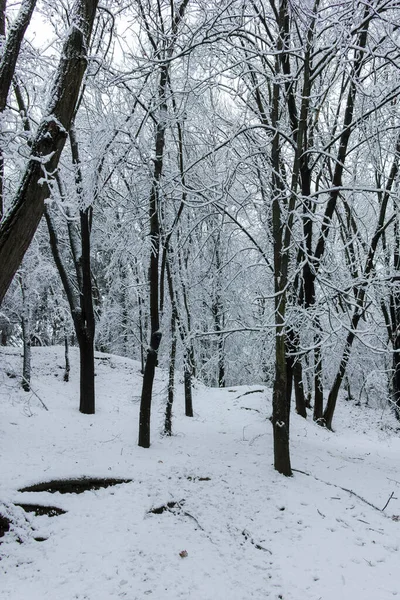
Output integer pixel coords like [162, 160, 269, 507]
[1, 346, 400, 600]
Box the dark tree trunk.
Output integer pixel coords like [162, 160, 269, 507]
[164, 311, 177, 436]
[0, 0, 36, 220]
[77, 206, 95, 414]
[77, 326, 95, 414]
[45, 204, 95, 414]
[184, 354, 193, 417]
[322, 129, 396, 428]
[0, 0, 6, 220]
[392, 342, 400, 418]
[64, 331, 70, 382]
[313, 327, 324, 421]
[21, 314, 31, 392]
[286, 329, 307, 418]
[286, 348, 293, 411]
[0, 0, 37, 113]
[0, 0, 99, 305]
[293, 359, 306, 418]
[389, 209, 400, 417]
[217, 337, 225, 388]
[270, 0, 292, 476]
[18, 273, 31, 391]
[273, 323, 292, 476]
[138, 54, 169, 446]
[138, 331, 162, 448]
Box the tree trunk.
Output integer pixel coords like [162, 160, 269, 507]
[273, 323, 292, 476]
[64, 330, 70, 382]
[313, 327, 324, 421]
[77, 324, 95, 414]
[286, 328, 307, 417]
[138, 55, 169, 447]
[0, 0, 37, 219]
[184, 352, 194, 417]
[293, 358, 306, 418]
[78, 206, 96, 414]
[0, 0, 99, 305]
[270, 1, 292, 476]
[45, 205, 95, 413]
[138, 331, 162, 448]
[21, 313, 31, 392]
[392, 342, 400, 419]
[164, 312, 177, 436]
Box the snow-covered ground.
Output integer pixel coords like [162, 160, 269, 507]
[1, 346, 400, 600]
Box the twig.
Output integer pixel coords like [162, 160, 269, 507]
[22, 376, 49, 411]
[242, 529, 272, 554]
[182, 510, 205, 531]
[292, 469, 383, 513]
[382, 491, 395, 511]
[236, 389, 264, 399]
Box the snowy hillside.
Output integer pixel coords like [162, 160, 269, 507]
[1, 346, 400, 600]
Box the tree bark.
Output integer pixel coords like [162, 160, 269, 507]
[44, 205, 95, 413]
[64, 330, 70, 382]
[77, 323, 95, 414]
[270, 0, 292, 477]
[0, 0, 99, 305]
[19, 275, 31, 392]
[164, 311, 177, 436]
[138, 331, 162, 448]
[184, 350, 194, 417]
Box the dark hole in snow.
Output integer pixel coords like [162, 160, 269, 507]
[19, 477, 132, 495]
[0, 514, 11, 538]
[33, 536, 48, 542]
[149, 500, 185, 515]
[15, 503, 67, 517]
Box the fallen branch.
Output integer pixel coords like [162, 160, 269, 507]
[382, 491, 395, 511]
[292, 469, 383, 513]
[242, 529, 272, 554]
[236, 389, 264, 399]
[21, 375, 49, 411]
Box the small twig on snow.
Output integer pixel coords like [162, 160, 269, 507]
[23, 377, 49, 411]
[235, 389, 264, 399]
[382, 491, 395, 511]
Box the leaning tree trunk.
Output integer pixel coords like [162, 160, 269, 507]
[323, 176, 394, 428]
[0, 0, 99, 305]
[0, 0, 37, 220]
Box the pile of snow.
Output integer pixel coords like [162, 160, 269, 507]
[1, 346, 400, 600]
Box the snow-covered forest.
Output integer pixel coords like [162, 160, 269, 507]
[1, 1, 400, 597]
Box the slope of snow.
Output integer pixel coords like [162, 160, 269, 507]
[1, 346, 400, 599]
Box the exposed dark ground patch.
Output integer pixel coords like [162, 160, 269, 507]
[15, 503, 67, 517]
[0, 514, 10, 538]
[19, 477, 132, 494]
[149, 500, 185, 515]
